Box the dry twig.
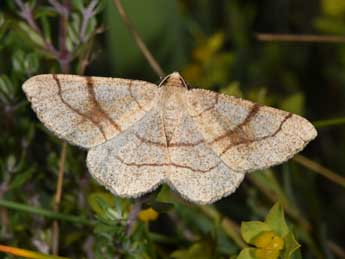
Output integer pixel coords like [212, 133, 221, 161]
[112, 0, 165, 78]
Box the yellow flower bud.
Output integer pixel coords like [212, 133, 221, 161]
[138, 208, 159, 222]
[255, 248, 280, 259]
[270, 235, 284, 250]
[255, 231, 284, 250]
[255, 231, 275, 248]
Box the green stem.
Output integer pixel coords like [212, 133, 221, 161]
[199, 206, 246, 248]
[294, 155, 345, 188]
[248, 173, 311, 231]
[313, 117, 345, 128]
[0, 199, 94, 225]
[149, 233, 181, 244]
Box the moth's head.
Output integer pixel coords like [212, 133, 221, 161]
[159, 72, 189, 89]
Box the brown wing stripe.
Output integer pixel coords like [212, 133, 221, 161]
[191, 93, 219, 118]
[52, 74, 107, 140]
[128, 80, 143, 110]
[270, 113, 293, 137]
[169, 139, 205, 147]
[86, 77, 122, 131]
[220, 112, 293, 155]
[116, 155, 220, 173]
[210, 103, 261, 144]
[135, 133, 166, 147]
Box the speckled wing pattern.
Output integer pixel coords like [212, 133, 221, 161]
[165, 107, 245, 203]
[23, 74, 157, 148]
[185, 89, 317, 173]
[23, 73, 317, 204]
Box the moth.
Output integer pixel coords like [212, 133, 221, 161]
[23, 72, 317, 204]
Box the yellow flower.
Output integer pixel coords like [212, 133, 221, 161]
[255, 231, 284, 250]
[253, 231, 285, 259]
[138, 207, 159, 222]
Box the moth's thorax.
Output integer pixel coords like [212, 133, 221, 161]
[159, 72, 187, 89]
[160, 73, 188, 144]
[159, 72, 188, 113]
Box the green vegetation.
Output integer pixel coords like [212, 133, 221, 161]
[0, 0, 345, 258]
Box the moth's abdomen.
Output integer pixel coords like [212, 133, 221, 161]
[162, 97, 182, 144]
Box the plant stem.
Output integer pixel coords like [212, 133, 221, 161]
[0, 199, 93, 225]
[48, 0, 69, 16]
[51, 1, 71, 254]
[256, 33, 345, 43]
[112, 0, 165, 78]
[80, 0, 98, 43]
[52, 142, 67, 255]
[293, 155, 345, 188]
[326, 240, 345, 259]
[125, 195, 151, 236]
[313, 117, 345, 128]
[57, 0, 70, 73]
[199, 206, 246, 248]
[15, 0, 59, 56]
[248, 174, 311, 231]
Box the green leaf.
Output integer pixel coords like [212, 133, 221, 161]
[25, 53, 39, 75]
[71, 0, 84, 12]
[40, 15, 52, 45]
[221, 81, 243, 97]
[237, 248, 257, 259]
[35, 6, 58, 18]
[171, 240, 214, 259]
[282, 232, 301, 259]
[86, 17, 97, 38]
[6, 155, 17, 173]
[265, 202, 289, 237]
[87, 192, 115, 215]
[241, 221, 271, 244]
[68, 13, 81, 45]
[239, 203, 301, 259]
[17, 22, 45, 48]
[280, 93, 305, 115]
[249, 170, 290, 206]
[0, 74, 15, 101]
[12, 49, 26, 73]
[12, 50, 39, 76]
[9, 169, 34, 190]
[247, 87, 269, 105]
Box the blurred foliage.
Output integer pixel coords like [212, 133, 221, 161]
[0, 0, 345, 258]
